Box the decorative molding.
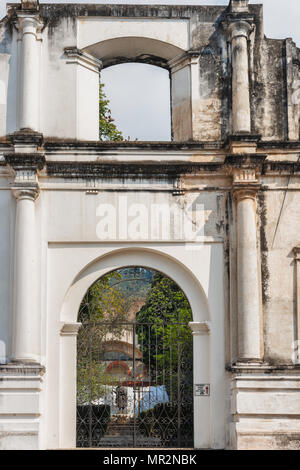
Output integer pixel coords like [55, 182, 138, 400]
[229, 0, 249, 13]
[5, 153, 45, 201]
[60, 322, 82, 336]
[188, 321, 210, 335]
[233, 168, 257, 184]
[15, 6, 44, 40]
[12, 186, 39, 201]
[0, 363, 45, 376]
[225, 154, 267, 169]
[45, 161, 223, 178]
[64, 47, 102, 74]
[9, 129, 44, 147]
[168, 51, 200, 74]
[227, 19, 253, 40]
[227, 362, 300, 374]
[5, 153, 45, 172]
[232, 187, 259, 202]
[225, 154, 266, 196]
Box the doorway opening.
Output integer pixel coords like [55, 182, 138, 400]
[76, 266, 193, 448]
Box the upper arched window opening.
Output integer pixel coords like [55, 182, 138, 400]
[100, 63, 171, 142]
[82, 36, 194, 142]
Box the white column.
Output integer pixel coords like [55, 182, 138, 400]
[18, 16, 40, 131]
[228, 21, 252, 134]
[234, 188, 262, 362]
[294, 247, 300, 348]
[189, 321, 211, 449]
[12, 187, 39, 363]
[59, 322, 82, 449]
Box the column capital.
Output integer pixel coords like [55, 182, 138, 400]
[12, 186, 40, 201]
[227, 19, 253, 40]
[232, 186, 259, 202]
[16, 11, 43, 38]
[189, 321, 210, 335]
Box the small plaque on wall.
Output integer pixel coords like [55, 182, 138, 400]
[195, 384, 210, 396]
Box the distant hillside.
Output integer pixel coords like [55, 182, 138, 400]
[111, 267, 154, 304]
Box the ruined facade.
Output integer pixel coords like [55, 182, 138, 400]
[0, 0, 300, 450]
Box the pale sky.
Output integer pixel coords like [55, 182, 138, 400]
[1, 1, 300, 140]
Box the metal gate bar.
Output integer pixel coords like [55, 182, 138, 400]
[76, 320, 193, 448]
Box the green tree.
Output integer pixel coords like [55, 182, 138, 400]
[77, 271, 129, 404]
[99, 82, 123, 141]
[136, 273, 193, 400]
[78, 270, 129, 324]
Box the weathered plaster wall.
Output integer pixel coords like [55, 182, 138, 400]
[0, 3, 299, 142]
[0, 1, 299, 451]
[259, 182, 300, 364]
[41, 17, 78, 138]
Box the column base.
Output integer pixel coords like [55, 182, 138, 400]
[0, 363, 44, 450]
[230, 366, 300, 450]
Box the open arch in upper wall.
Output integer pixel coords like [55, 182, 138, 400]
[83, 36, 184, 69]
[76, 33, 198, 141]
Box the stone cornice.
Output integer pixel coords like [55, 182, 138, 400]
[46, 161, 223, 178]
[5, 153, 45, 171]
[42, 158, 299, 179]
[227, 362, 300, 374]
[225, 154, 267, 169]
[227, 133, 261, 145]
[9, 129, 44, 146]
[224, 153, 267, 174]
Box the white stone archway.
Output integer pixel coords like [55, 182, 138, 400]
[51, 246, 223, 449]
[61, 247, 210, 324]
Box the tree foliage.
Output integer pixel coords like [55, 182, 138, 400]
[78, 270, 129, 324]
[99, 82, 123, 141]
[136, 273, 193, 398]
[77, 271, 129, 404]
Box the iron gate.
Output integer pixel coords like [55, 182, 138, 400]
[76, 320, 193, 448]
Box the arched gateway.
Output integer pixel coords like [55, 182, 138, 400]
[57, 248, 217, 450]
[76, 267, 194, 448]
[0, 0, 300, 451]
